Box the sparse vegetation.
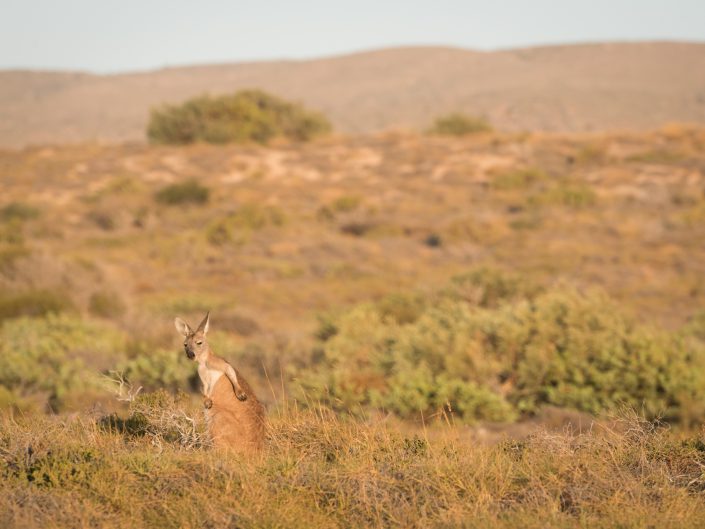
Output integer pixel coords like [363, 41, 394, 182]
[147, 89, 332, 145]
[429, 112, 492, 136]
[154, 179, 210, 205]
[530, 181, 598, 208]
[206, 204, 286, 245]
[491, 167, 547, 190]
[0, 202, 40, 222]
[1, 128, 705, 527]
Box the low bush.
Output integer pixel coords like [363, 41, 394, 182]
[206, 204, 286, 245]
[118, 349, 194, 392]
[0, 314, 126, 412]
[154, 180, 210, 206]
[429, 113, 492, 136]
[530, 182, 597, 208]
[294, 272, 705, 425]
[147, 89, 331, 145]
[331, 195, 362, 213]
[0, 202, 40, 222]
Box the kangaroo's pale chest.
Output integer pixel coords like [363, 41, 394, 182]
[198, 364, 223, 396]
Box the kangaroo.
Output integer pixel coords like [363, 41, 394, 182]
[174, 312, 265, 452]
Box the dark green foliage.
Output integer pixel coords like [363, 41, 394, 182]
[154, 179, 210, 205]
[147, 89, 332, 145]
[429, 113, 492, 136]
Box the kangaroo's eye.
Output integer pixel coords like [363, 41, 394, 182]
[196, 341, 203, 346]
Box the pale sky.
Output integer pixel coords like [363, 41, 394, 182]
[1, 0, 704, 73]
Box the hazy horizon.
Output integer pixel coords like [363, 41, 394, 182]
[3, 0, 705, 73]
[4, 38, 705, 75]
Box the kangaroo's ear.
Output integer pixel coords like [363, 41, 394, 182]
[197, 311, 210, 334]
[174, 317, 192, 337]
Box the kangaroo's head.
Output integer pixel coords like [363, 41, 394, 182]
[174, 312, 210, 362]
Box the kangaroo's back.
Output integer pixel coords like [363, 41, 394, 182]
[206, 368, 266, 452]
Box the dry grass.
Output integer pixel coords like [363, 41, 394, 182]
[2, 405, 705, 528]
[1, 128, 704, 336]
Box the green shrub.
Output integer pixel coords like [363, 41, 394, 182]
[0, 289, 75, 321]
[0, 314, 126, 412]
[294, 275, 705, 424]
[531, 182, 597, 208]
[118, 349, 193, 392]
[154, 180, 210, 206]
[205, 204, 286, 245]
[147, 89, 331, 145]
[376, 292, 427, 325]
[0, 202, 40, 222]
[331, 195, 362, 213]
[429, 113, 492, 136]
[684, 310, 705, 342]
[485, 289, 705, 422]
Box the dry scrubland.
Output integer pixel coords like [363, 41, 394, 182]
[2, 125, 705, 527]
[3, 42, 705, 147]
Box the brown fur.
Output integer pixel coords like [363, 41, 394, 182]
[206, 369, 266, 452]
[174, 313, 266, 453]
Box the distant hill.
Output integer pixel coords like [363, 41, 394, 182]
[1, 42, 705, 147]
